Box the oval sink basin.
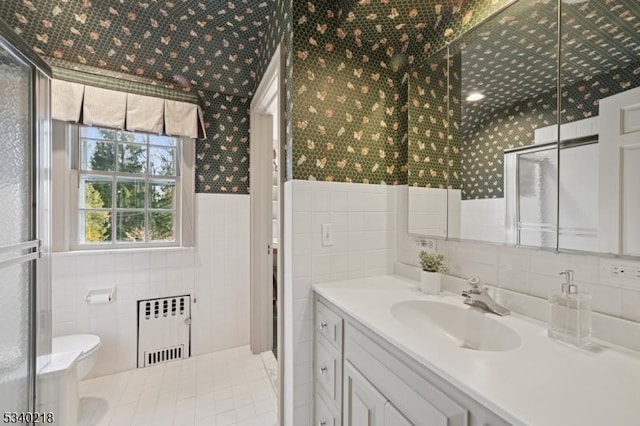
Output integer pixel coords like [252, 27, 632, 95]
[391, 300, 521, 352]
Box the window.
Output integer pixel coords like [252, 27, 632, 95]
[75, 126, 181, 247]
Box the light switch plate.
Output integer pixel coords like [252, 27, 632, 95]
[321, 223, 334, 247]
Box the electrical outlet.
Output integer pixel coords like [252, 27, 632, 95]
[611, 265, 625, 277]
[610, 264, 640, 281]
[415, 239, 436, 249]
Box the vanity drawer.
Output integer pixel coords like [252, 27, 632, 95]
[316, 390, 341, 426]
[315, 335, 343, 408]
[316, 301, 343, 351]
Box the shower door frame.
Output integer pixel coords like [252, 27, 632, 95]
[0, 17, 52, 416]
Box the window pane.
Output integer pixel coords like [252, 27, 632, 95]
[117, 143, 147, 173]
[116, 212, 145, 242]
[149, 147, 176, 176]
[149, 181, 175, 209]
[81, 176, 112, 208]
[119, 131, 146, 144]
[80, 210, 112, 243]
[80, 127, 116, 141]
[149, 212, 175, 242]
[116, 178, 145, 209]
[149, 134, 177, 146]
[81, 140, 115, 171]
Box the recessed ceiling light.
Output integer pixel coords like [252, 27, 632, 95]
[562, 0, 589, 4]
[466, 92, 485, 102]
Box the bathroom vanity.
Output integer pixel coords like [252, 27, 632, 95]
[313, 275, 640, 426]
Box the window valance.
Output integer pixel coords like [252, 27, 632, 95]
[51, 79, 206, 139]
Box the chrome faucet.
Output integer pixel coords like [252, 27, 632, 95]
[461, 277, 510, 316]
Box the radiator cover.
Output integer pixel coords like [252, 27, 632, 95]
[137, 295, 191, 367]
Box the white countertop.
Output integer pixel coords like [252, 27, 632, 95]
[314, 275, 640, 426]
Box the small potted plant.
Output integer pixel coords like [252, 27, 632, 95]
[418, 251, 449, 295]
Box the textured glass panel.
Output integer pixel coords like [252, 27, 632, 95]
[518, 149, 558, 248]
[116, 178, 145, 208]
[117, 143, 147, 173]
[0, 43, 32, 247]
[81, 140, 116, 172]
[149, 181, 175, 209]
[116, 212, 145, 242]
[149, 212, 175, 242]
[80, 176, 112, 208]
[149, 147, 176, 176]
[0, 261, 32, 413]
[79, 210, 112, 244]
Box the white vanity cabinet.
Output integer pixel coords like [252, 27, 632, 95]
[343, 361, 413, 426]
[314, 294, 511, 426]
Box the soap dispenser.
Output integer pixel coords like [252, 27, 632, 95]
[548, 270, 592, 347]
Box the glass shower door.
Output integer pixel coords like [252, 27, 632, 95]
[0, 37, 38, 415]
[517, 148, 558, 248]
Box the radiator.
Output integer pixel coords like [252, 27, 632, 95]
[137, 295, 191, 367]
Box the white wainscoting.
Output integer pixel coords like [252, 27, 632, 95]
[51, 193, 250, 378]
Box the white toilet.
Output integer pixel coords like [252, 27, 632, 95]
[52, 334, 101, 380]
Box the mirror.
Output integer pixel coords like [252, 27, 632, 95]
[407, 49, 452, 238]
[558, 0, 640, 256]
[407, 0, 640, 258]
[446, 0, 560, 247]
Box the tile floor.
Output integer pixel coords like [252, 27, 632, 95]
[77, 346, 278, 426]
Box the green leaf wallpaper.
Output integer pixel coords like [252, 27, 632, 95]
[407, 51, 453, 190]
[327, 0, 514, 69]
[196, 92, 250, 193]
[3, 0, 638, 194]
[289, 0, 518, 186]
[254, 0, 294, 182]
[291, 1, 411, 185]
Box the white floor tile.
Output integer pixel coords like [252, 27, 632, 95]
[78, 346, 278, 426]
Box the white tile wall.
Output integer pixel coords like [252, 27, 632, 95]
[284, 180, 397, 426]
[191, 194, 250, 356]
[51, 194, 250, 378]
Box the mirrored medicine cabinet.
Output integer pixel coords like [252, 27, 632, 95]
[406, 0, 640, 257]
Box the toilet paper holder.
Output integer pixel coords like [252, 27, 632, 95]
[85, 288, 115, 304]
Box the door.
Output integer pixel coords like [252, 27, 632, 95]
[344, 362, 386, 426]
[249, 112, 274, 353]
[0, 37, 39, 414]
[599, 86, 640, 255]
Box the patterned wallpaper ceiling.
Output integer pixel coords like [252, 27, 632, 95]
[0, 0, 275, 97]
[333, 0, 513, 68]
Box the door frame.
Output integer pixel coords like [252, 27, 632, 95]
[249, 42, 285, 423]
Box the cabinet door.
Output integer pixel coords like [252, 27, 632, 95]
[384, 402, 413, 426]
[344, 362, 386, 426]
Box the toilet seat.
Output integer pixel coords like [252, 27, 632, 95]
[52, 334, 101, 361]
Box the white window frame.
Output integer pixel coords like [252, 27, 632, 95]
[51, 121, 196, 252]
